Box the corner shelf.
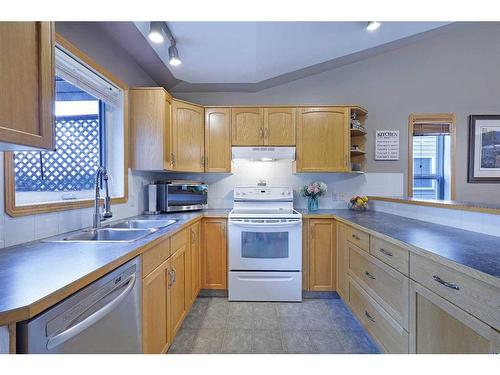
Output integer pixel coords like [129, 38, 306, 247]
[350, 128, 366, 137]
[350, 149, 366, 157]
[349, 106, 367, 173]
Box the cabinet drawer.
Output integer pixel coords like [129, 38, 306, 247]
[346, 225, 369, 252]
[410, 253, 500, 330]
[370, 236, 409, 276]
[348, 243, 409, 329]
[171, 228, 188, 254]
[348, 276, 409, 353]
[142, 236, 170, 277]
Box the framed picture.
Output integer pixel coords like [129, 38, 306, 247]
[468, 115, 500, 182]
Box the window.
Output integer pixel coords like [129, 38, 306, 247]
[5, 35, 128, 216]
[408, 114, 456, 200]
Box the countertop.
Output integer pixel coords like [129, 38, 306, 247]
[0, 209, 229, 325]
[1, 207, 499, 325]
[300, 209, 500, 281]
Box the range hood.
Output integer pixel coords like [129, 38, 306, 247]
[231, 147, 295, 161]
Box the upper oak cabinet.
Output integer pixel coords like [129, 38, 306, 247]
[130, 87, 173, 170]
[205, 108, 231, 172]
[171, 99, 205, 172]
[0, 22, 55, 150]
[231, 107, 264, 146]
[263, 107, 296, 146]
[296, 107, 349, 172]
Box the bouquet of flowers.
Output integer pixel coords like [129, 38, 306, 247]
[301, 181, 327, 212]
[301, 181, 327, 198]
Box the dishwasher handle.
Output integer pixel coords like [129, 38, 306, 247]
[46, 273, 136, 350]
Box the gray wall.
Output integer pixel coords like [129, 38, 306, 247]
[173, 22, 500, 203]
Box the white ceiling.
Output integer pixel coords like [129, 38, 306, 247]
[134, 22, 449, 84]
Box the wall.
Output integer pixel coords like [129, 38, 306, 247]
[173, 22, 500, 204]
[165, 160, 403, 209]
[0, 22, 160, 248]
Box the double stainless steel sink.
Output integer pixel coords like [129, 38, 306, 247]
[44, 219, 177, 243]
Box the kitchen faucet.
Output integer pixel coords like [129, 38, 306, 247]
[93, 166, 113, 229]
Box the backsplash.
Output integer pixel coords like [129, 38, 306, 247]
[0, 152, 158, 248]
[164, 159, 404, 209]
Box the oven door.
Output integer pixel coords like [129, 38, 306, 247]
[228, 218, 302, 271]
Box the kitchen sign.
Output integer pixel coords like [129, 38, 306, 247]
[375, 130, 399, 160]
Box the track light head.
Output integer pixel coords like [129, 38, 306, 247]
[148, 22, 164, 43]
[366, 21, 381, 31]
[168, 45, 182, 66]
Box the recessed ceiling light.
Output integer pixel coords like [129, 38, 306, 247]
[168, 45, 182, 66]
[148, 22, 164, 43]
[366, 21, 381, 31]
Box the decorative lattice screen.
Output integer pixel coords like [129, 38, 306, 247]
[15, 114, 101, 192]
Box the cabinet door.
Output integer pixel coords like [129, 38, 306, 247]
[263, 107, 296, 146]
[202, 218, 227, 289]
[0, 22, 54, 150]
[172, 99, 204, 172]
[189, 221, 201, 304]
[169, 243, 188, 340]
[309, 219, 337, 291]
[205, 108, 231, 172]
[142, 258, 170, 354]
[130, 88, 172, 170]
[409, 281, 497, 354]
[336, 223, 347, 299]
[231, 107, 264, 146]
[296, 107, 349, 172]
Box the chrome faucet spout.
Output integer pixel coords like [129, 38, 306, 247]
[93, 166, 113, 229]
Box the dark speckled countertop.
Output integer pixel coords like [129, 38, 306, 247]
[1, 207, 499, 325]
[0, 209, 229, 325]
[300, 209, 500, 280]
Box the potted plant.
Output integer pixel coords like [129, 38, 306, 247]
[301, 181, 327, 212]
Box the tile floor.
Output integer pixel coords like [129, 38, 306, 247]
[167, 297, 380, 354]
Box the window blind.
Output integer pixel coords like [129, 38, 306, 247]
[55, 47, 123, 107]
[412, 122, 451, 136]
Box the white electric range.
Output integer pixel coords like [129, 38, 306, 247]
[228, 186, 302, 302]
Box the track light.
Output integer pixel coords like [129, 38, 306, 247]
[168, 45, 182, 66]
[148, 22, 164, 43]
[366, 21, 381, 31]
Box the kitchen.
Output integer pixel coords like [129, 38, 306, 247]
[1, 2, 499, 373]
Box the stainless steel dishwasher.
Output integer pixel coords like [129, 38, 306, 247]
[17, 257, 142, 354]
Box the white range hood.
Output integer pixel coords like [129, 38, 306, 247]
[231, 147, 295, 161]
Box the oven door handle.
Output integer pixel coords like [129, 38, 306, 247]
[229, 220, 301, 228]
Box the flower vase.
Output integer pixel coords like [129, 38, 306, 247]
[307, 196, 319, 212]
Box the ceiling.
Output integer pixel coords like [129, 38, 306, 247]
[98, 22, 452, 92]
[133, 22, 449, 89]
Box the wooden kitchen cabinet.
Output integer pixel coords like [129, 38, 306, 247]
[296, 107, 349, 172]
[201, 218, 227, 289]
[309, 219, 337, 291]
[169, 230, 189, 340]
[263, 107, 296, 145]
[130, 87, 173, 170]
[0, 22, 55, 150]
[231, 107, 264, 146]
[205, 107, 231, 172]
[189, 221, 202, 305]
[336, 222, 348, 299]
[172, 99, 205, 172]
[409, 280, 499, 354]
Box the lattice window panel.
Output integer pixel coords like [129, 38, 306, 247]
[15, 114, 101, 192]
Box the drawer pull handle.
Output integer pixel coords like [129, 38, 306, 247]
[365, 311, 375, 323]
[365, 271, 376, 280]
[432, 275, 459, 290]
[379, 248, 393, 257]
[351, 234, 360, 240]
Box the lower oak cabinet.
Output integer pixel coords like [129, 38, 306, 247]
[141, 221, 203, 354]
[201, 218, 227, 289]
[308, 219, 337, 291]
[142, 237, 171, 354]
